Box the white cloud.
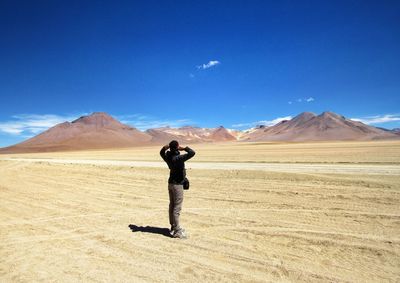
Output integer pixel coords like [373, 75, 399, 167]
[290, 97, 315, 103]
[350, 114, 400, 125]
[197, 60, 220, 70]
[0, 113, 86, 136]
[232, 116, 292, 129]
[117, 114, 192, 131]
[189, 73, 195, 78]
[0, 124, 23, 135]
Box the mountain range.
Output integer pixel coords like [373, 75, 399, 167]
[241, 111, 399, 141]
[0, 111, 398, 153]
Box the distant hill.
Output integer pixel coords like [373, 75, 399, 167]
[391, 128, 400, 135]
[241, 111, 400, 141]
[209, 126, 238, 141]
[145, 125, 237, 144]
[0, 112, 152, 153]
[0, 111, 398, 153]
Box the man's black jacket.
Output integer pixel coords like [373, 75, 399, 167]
[160, 146, 195, 184]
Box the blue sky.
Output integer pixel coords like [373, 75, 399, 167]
[0, 0, 399, 146]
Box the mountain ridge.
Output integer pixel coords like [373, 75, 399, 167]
[0, 111, 398, 153]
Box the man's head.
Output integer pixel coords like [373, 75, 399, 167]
[169, 140, 179, 151]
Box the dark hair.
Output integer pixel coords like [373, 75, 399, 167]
[169, 140, 179, 150]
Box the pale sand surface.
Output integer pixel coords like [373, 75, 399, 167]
[1, 158, 400, 175]
[2, 140, 400, 163]
[1, 141, 399, 282]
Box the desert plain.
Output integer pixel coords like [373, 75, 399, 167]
[1, 140, 400, 282]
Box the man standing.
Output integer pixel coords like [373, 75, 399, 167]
[160, 140, 195, 238]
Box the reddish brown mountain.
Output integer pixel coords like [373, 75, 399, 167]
[0, 112, 152, 153]
[209, 126, 237, 141]
[241, 111, 400, 141]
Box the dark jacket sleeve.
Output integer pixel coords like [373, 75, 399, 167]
[175, 147, 195, 162]
[160, 146, 168, 162]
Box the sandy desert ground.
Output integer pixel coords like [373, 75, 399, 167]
[1, 141, 399, 282]
[2, 140, 400, 163]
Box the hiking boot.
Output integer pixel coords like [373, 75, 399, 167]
[173, 228, 187, 239]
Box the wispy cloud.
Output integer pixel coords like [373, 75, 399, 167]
[197, 60, 220, 70]
[350, 114, 400, 125]
[232, 116, 292, 129]
[117, 114, 193, 130]
[289, 97, 314, 104]
[0, 113, 86, 136]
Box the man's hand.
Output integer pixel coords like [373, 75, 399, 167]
[178, 146, 186, 151]
[163, 144, 169, 150]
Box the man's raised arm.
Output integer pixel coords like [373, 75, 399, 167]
[176, 146, 195, 162]
[160, 145, 169, 162]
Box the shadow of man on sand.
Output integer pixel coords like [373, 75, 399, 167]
[128, 224, 171, 238]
